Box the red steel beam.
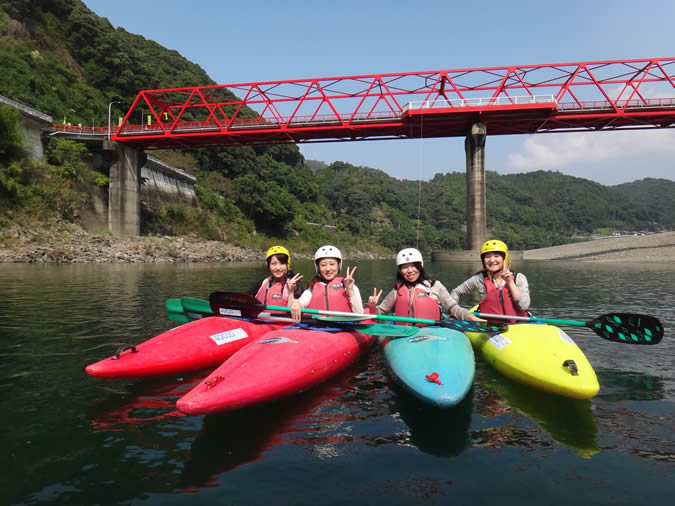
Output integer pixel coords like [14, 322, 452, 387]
[111, 58, 675, 149]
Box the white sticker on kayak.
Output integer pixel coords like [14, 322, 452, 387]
[488, 334, 511, 350]
[558, 329, 577, 345]
[219, 308, 242, 317]
[209, 328, 248, 346]
[409, 335, 448, 343]
[259, 336, 299, 344]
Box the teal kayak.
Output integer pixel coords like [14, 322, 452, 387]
[380, 326, 475, 408]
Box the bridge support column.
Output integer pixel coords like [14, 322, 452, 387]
[464, 122, 487, 250]
[104, 140, 146, 238]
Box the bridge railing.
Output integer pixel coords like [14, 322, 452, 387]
[557, 97, 675, 111]
[403, 95, 558, 112]
[51, 96, 675, 137]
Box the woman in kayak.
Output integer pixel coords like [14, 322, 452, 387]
[449, 239, 530, 321]
[248, 245, 303, 306]
[368, 247, 482, 322]
[290, 245, 364, 321]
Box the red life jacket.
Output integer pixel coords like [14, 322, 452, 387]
[307, 277, 352, 312]
[254, 277, 289, 306]
[479, 272, 528, 321]
[393, 281, 441, 321]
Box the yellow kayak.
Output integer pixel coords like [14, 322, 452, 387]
[465, 322, 599, 399]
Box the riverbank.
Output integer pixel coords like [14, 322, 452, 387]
[524, 231, 675, 262]
[0, 222, 265, 263]
[0, 223, 383, 263]
[2, 223, 673, 264]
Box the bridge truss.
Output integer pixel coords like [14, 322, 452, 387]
[112, 58, 675, 149]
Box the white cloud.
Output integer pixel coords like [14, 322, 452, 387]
[507, 129, 675, 171]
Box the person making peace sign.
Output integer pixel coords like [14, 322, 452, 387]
[247, 245, 304, 306]
[290, 245, 364, 322]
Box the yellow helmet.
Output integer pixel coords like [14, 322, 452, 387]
[480, 239, 509, 266]
[265, 245, 291, 269]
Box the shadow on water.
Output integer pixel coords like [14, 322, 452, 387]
[474, 365, 599, 458]
[391, 385, 473, 457]
[594, 368, 666, 401]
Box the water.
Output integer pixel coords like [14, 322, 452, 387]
[1, 260, 673, 505]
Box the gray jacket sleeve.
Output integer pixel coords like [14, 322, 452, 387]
[513, 273, 530, 311]
[448, 274, 486, 319]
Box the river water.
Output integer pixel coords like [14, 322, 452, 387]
[1, 260, 673, 505]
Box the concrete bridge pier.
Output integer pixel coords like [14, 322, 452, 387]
[103, 140, 146, 238]
[464, 122, 487, 250]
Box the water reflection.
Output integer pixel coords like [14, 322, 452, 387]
[180, 370, 355, 490]
[392, 386, 472, 457]
[595, 369, 666, 401]
[473, 365, 598, 458]
[86, 372, 208, 432]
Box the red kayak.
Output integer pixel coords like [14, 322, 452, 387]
[176, 325, 375, 415]
[85, 316, 286, 379]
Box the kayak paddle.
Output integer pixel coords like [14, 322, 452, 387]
[471, 311, 663, 345]
[209, 291, 506, 334]
[166, 296, 416, 336]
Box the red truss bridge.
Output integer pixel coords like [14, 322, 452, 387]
[109, 58, 675, 150]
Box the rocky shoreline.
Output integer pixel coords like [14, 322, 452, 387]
[1, 224, 673, 264]
[0, 224, 382, 264]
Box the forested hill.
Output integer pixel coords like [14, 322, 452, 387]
[0, 1, 672, 254]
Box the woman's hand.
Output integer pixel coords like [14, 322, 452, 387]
[343, 266, 357, 291]
[465, 312, 487, 322]
[502, 261, 514, 283]
[290, 300, 303, 322]
[368, 287, 382, 311]
[287, 273, 303, 293]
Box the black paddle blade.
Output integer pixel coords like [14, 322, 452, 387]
[209, 291, 264, 319]
[441, 319, 506, 334]
[589, 313, 664, 345]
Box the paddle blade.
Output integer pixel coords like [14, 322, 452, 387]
[441, 319, 507, 334]
[209, 291, 263, 319]
[354, 324, 420, 337]
[590, 313, 664, 345]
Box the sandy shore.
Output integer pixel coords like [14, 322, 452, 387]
[524, 231, 675, 263]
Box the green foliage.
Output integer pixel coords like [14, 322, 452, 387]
[46, 137, 107, 186]
[0, 104, 25, 164]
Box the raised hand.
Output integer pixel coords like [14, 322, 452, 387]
[502, 261, 513, 283]
[343, 265, 357, 290]
[287, 272, 303, 292]
[368, 287, 382, 308]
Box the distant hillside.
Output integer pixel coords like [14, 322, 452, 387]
[611, 178, 675, 228]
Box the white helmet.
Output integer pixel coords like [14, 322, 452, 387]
[396, 248, 423, 267]
[314, 245, 342, 273]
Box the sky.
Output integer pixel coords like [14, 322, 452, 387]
[82, 0, 675, 186]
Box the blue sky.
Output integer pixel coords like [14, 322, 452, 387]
[83, 0, 674, 185]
